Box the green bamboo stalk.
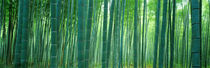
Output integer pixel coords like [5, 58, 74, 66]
[50, 0, 58, 67]
[119, 0, 126, 67]
[175, 20, 179, 65]
[56, 0, 62, 65]
[134, 0, 138, 68]
[21, 0, 29, 67]
[1, 0, 5, 61]
[2, 15, 6, 62]
[35, 0, 41, 66]
[144, 19, 149, 68]
[78, 0, 87, 67]
[0, 0, 2, 41]
[33, 0, 38, 65]
[6, 0, 13, 64]
[102, 0, 108, 67]
[166, 0, 171, 67]
[14, 0, 23, 67]
[186, 3, 190, 68]
[138, 0, 142, 66]
[205, 1, 210, 68]
[142, 0, 147, 67]
[89, 0, 97, 66]
[190, 0, 201, 68]
[0, 1, 2, 58]
[153, 0, 161, 68]
[181, 3, 186, 67]
[158, 0, 168, 67]
[126, 11, 130, 68]
[3, 0, 8, 64]
[86, 0, 93, 67]
[170, 0, 176, 68]
[113, 0, 120, 67]
[107, 0, 115, 67]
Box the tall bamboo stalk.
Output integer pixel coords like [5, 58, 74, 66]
[50, 0, 58, 67]
[134, 0, 138, 68]
[190, 0, 201, 68]
[107, 0, 115, 67]
[158, 0, 168, 67]
[119, 0, 126, 67]
[86, 0, 93, 67]
[78, 0, 87, 68]
[21, 0, 29, 67]
[14, 0, 23, 67]
[170, 0, 176, 68]
[153, 0, 160, 68]
[102, 0, 108, 67]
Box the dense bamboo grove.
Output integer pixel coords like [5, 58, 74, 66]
[0, 0, 209, 68]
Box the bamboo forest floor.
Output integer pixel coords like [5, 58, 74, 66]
[0, 64, 150, 68]
[0, 62, 152, 68]
[0, 60, 209, 68]
[1, 64, 210, 68]
[0, 61, 152, 68]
